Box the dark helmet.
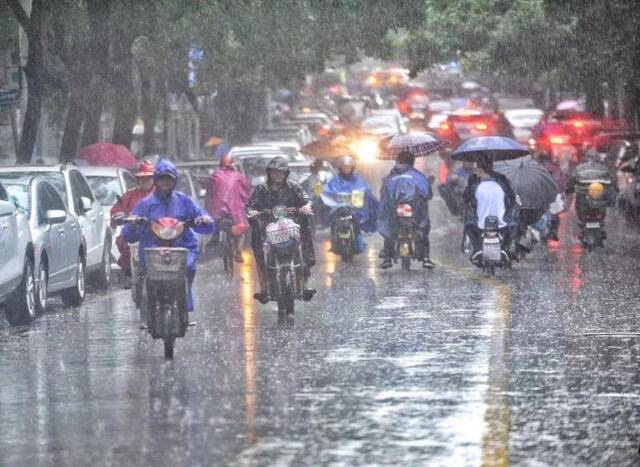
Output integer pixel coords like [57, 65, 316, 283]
[266, 156, 290, 176]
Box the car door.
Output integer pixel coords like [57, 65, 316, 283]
[69, 170, 103, 268]
[35, 182, 62, 286]
[43, 183, 77, 285]
[0, 185, 20, 298]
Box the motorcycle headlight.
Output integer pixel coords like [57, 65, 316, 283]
[272, 205, 288, 219]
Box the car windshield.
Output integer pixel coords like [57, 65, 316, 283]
[86, 176, 123, 206]
[1, 182, 30, 215]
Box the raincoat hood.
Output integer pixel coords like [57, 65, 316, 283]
[154, 159, 178, 181]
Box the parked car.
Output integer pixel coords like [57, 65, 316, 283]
[80, 166, 137, 264]
[0, 164, 112, 290]
[0, 175, 85, 313]
[504, 108, 544, 144]
[251, 125, 313, 146]
[0, 181, 36, 325]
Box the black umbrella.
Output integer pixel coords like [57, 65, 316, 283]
[494, 156, 559, 212]
[450, 136, 529, 162]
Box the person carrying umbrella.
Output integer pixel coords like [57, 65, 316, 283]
[110, 160, 156, 280]
[462, 156, 516, 263]
[378, 150, 435, 269]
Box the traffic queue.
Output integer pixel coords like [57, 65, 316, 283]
[0, 68, 633, 360]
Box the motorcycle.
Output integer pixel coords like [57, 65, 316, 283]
[249, 206, 308, 319]
[576, 180, 611, 251]
[480, 216, 511, 276]
[129, 242, 143, 318]
[394, 203, 419, 271]
[322, 190, 365, 262]
[124, 215, 201, 359]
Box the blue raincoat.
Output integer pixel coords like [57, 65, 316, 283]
[321, 173, 378, 232]
[377, 164, 432, 239]
[123, 160, 215, 310]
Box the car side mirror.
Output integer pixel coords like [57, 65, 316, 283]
[80, 196, 92, 212]
[45, 209, 67, 225]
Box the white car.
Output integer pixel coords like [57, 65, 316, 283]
[80, 166, 137, 264]
[0, 182, 37, 325]
[0, 164, 113, 291]
[504, 108, 544, 144]
[0, 175, 85, 313]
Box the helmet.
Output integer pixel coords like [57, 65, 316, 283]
[154, 159, 178, 181]
[337, 155, 356, 170]
[310, 159, 323, 172]
[135, 160, 155, 177]
[220, 154, 234, 168]
[266, 156, 290, 176]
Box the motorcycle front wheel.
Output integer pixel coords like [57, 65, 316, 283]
[401, 256, 411, 271]
[277, 270, 295, 317]
[164, 337, 175, 359]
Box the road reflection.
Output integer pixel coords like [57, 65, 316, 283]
[322, 240, 336, 288]
[239, 250, 257, 444]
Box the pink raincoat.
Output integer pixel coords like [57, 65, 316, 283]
[206, 167, 252, 231]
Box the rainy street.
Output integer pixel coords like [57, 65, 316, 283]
[0, 190, 639, 466]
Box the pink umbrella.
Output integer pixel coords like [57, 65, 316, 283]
[78, 142, 138, 169]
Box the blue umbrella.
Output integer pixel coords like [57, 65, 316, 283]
[450, 136, 529, 162]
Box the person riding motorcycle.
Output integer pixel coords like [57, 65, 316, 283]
[246, 156, 315, 303]
[463, 156, 517, 264]
[378, 150, 435, 269]
[322, 156, 378, 254]
[110, 160, 155, 277]
[123, 159, 214, 312]
[304, 159, 331, 230]
[206, 154, 252, 262]
[567, 149, 617, 237]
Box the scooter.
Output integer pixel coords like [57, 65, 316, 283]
[124, 215, 202, 359]
[480, 216, 511, 276]
[395, 203, 419, 271]
[249, 206, 310, 320]
[576, 180, 612, 251]
[322, 190, 365, 262]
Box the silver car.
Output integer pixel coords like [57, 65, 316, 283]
[80, 166, 137, 264]
[0, 175, 85, 312]
[0, 182, 36, 325]
[0, 164, 113, 291]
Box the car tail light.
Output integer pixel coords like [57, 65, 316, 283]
[440, 122, 451, 132]
[549, 135, 569, 145]
[572, 120, 585, 129]
[396, 204, 413, 217]
[475, 122, 489, 131]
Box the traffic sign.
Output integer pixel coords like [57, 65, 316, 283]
[0, 90, 19, 106]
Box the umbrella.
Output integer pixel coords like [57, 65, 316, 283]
[494, 156, 559, 212]
[377, 131, 447, 160]
[450, 136, 529, 162]
[301, 138, 355, 160]
[78, 142, 137, 169]
[205, 136, 224, 148]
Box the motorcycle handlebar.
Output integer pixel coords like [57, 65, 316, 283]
[247, 207, 304, 218]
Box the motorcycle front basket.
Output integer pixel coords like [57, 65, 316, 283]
[266, 220, 301, 245]
[144, 247, 188, 281]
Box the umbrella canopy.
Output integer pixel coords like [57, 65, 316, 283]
[494, 156, 559, 212]
[450, 136, 529, 162]
[205, 136, 224, 148]
[300, 137, 355, 160]
[377, 131, 447, 160]
[78, 142, 137, 169]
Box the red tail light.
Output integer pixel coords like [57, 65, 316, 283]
[475, 122, 489, 131]
[396, 204, 413, 217]
[549, 135, 570, 145]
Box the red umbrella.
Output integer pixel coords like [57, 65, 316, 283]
[78, 142, 138, 169]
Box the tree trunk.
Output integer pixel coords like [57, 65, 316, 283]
[9, 0, 47, 164]
[81, 92, 103, 147]
[140, 71, 159, 155]
[59, 93, 84, 162]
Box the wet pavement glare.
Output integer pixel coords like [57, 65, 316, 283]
[0, 198, 639, 466]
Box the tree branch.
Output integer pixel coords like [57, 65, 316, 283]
[6, 0, 31, 35]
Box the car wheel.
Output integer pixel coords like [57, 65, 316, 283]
[6, 256, 36, 325]
[62, 254, 86, 307]
[35, 258, 48, 315]
[94, 237, 111, 291]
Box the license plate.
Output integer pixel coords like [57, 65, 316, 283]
[585, 222, 600, 229]
[399, 243, 410, 257]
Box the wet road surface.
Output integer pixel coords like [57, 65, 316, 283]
[1, 197, 639, 466]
